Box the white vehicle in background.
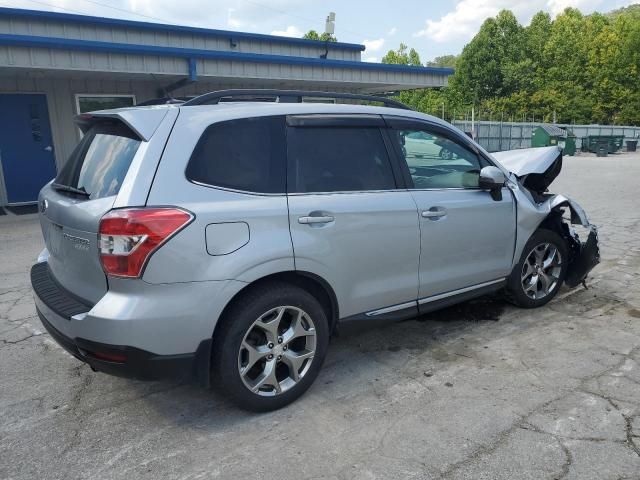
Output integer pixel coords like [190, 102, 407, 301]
[404, 130, 456, 160]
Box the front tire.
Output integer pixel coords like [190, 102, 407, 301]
[212, 282, 329, 412]
[507, 229, 568, 308]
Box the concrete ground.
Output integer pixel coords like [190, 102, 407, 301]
[1, 152, 640, 480]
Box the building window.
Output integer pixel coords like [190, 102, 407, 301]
[75, 95, 136, 114]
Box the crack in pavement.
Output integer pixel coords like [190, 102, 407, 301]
[556, 440, 573, 480]
[58, 364, 94, 462]
[439, 399, 566, 479]
[0, 331, 47, 346]
[439, 344, 640, 479]
[580, 390, 640, 458]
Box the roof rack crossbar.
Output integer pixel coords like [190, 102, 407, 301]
[182, 89, 412, 110]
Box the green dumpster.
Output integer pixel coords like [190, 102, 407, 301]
[583, 135, 624, 154]
[612, 135, 625, 152]
[563, 129, 577, 156]
[531, 125, 576, 155]
[596, 140, 608, 157]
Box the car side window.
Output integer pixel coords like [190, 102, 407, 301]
[392, 128, 482, 189]
[287, 127, 396, 193]
[185, 116, 286, 193]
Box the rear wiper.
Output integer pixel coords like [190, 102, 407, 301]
[51, 182, 91, 197]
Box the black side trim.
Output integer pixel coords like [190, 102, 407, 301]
[418, 281, 505, 316]
[30, 262, 93, 319]
[339, 281, 506, 325]
[380, 127, 409, 189]
[340, 303, 418, 324]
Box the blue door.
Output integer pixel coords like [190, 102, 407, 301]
[0, 94, 57, 204]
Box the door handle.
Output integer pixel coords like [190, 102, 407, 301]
[421, 209, 446, 219]
[44, 145, 53, 152]
[298, 215, 335, 225]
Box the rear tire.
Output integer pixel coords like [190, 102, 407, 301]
[212, 282, 329, 412]
[507, 229, 568, 308]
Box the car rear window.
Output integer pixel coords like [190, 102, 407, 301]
[287, 127, 396, 193]
[55, 122, 141, 200]
[185, 116, 286, 194]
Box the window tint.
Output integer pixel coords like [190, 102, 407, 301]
[287, 127, 396, 193]
[393, 128, 482, 189]
[55, 122, 140, 199]
[186, 116, 286, 193]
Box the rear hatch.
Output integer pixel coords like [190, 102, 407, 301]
[39, 119, 143, 304]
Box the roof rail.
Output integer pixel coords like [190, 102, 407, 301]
[182, 89, 412, 110]
[136, 96, 193, 106]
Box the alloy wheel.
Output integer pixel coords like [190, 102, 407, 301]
[521, 242, 563, 300]
[238, 306, 317, 396]
[440, 148, 453, 160]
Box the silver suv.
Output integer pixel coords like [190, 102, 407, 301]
[31, 90, 599, 411]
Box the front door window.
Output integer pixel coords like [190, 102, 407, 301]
[393, 129, 483, 189]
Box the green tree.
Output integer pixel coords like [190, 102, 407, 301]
[449, 10, 526, 103]
[426, 55, 458, 68]
[381, 43, 422, 66]
[613, 10, 640, 124]
[302, 30, 337, 42]
[384, 5, 640, 126]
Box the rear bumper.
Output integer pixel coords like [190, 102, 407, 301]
[30, 261, 246, 383]
[36, 306, 211, 382]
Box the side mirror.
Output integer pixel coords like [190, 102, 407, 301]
[479, 166, 506, 201]
[479, 166, 506, 190]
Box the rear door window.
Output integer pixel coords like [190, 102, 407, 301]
[186, 116, 286, 194]
[287, 127, 396, 193]
[55, 122, 141, 199]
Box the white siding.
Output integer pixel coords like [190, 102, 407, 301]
[0, 16, 361, 61]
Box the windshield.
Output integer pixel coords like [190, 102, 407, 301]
[55, 122, 141, 200]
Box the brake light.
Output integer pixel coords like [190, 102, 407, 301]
[99, 208, 193, 278]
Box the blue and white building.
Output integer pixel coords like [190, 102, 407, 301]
[0, 7, 453, 205]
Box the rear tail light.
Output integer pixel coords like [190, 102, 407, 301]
[99, 208, 193, 278]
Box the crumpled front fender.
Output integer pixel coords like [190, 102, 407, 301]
[511, 181, 600, 288]
[547, 195, 590, 227]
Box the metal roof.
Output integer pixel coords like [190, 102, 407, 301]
[0, 7, 366, 52]
[0, 33, 455, 75]
[538, 124, 568, 137]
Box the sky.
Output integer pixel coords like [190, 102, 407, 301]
[3, 0, 638, 63]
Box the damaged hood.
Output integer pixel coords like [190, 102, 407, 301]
[492, 146, 562, 176]
[492, 146, 563, 193]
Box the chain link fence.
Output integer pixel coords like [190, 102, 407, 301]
[451, 120, 640, 153]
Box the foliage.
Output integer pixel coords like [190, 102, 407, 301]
[385, 5, 640, 125]
[302, 30, 337, 42]
[426, 55, 458, 68]
[381, 43, 422, 66]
